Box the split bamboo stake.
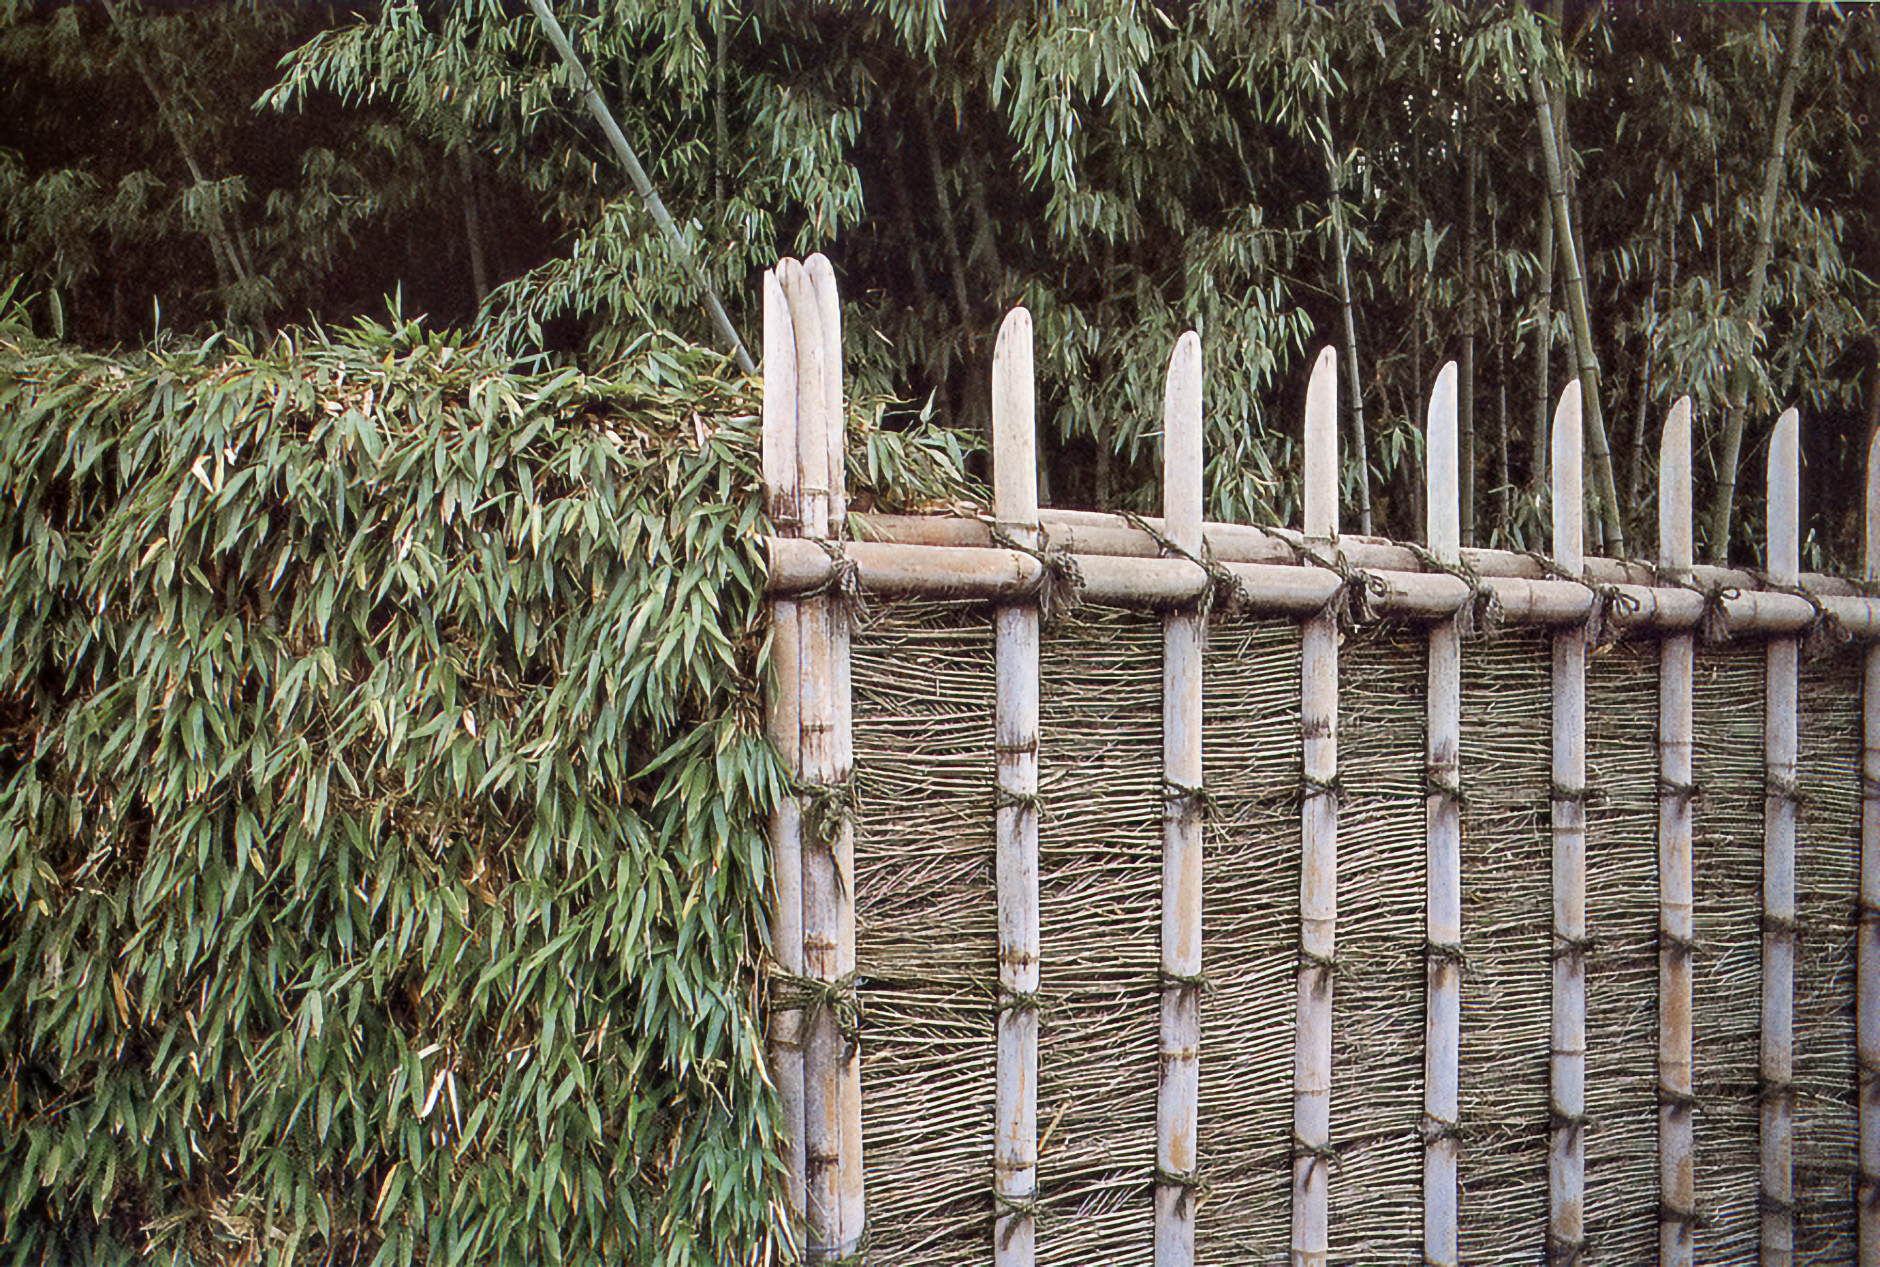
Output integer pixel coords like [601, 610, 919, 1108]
[761, 268, 806, 1226]
[779, 259, 851, 1261]
[1548, 380, 1588, 1266]
[1761, 407, 1801, 1266]
[805, 254, 864, 1251]
[1656, 397, 1697, 1267]
[1422, 362, 1462, 1267]
[1293, 346, 1340, 1267]
[1155, 333, 1205, 1267]
[1862, 427, 1880, 1267]
[991, 308, 1041, 1267]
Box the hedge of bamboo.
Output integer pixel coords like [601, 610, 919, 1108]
[0, 314, 886, 1266]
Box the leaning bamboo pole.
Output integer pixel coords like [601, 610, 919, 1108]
[804, 254, 864, 1252]
[1863, 427, 1880, 1267]
[1422, 362, 1462, 1267]
[1656, 397, 1697, 1267]
[761, 268, 806, 1227]
[1549, 380, 1588, 1266]
[1155, 333, 1205, 1267]
[1762, 407, 1802, 1266]
[991, 308, 1041, 1267]
[1293, 346, 1340, 1267]
[779, 258, 852, 1261]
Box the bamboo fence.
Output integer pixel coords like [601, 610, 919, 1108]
[761, 260, 1879, 1264]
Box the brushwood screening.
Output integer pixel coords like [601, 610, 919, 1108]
[0, 325, 789, 1267]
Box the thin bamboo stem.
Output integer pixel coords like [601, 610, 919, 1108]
[1549, 381, 1588, 1265]
[805, 255, 864, 1251]
[992, 308, 1040, 1267]
[1762, 408, 1801, 1266]
[761, 269, 806, 1226]
[1862, 428, 1880, 1267]
[1423, 362, 1462, 1267]
[1293, 347, 1339, 1267]
[1156, 333, 1205, 1267]
[1657, 397, 1696, 1267]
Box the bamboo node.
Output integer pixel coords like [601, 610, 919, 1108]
[1157, 966, 1215, 998]
[987, 521, 1084, 624]
[1153, 1165, 1213, 1215]
[1423, 767, 1468, 807]
[1162, 777, 1215, 824]
[1545, 1230, 1586, 1267]
[1407, 542, 1502, 638]
[1121, 510, 1250, 619]
[808, 538, 870, 631]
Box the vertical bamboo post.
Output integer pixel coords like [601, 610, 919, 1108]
[1548, 380, 1588, 1266]
[1862, 427, 1880, 1267]
[1762, 407, 1801, 1267]
[992, 308, 1041, 1267]
[1155, 332, 1205, 1267]
[1657, 397, 1697, 1266]
[1293, 346, 1340, 1267]
[761, 268, 807, 1226]
[779, 258, 854, 1261]
[805, 253, 864, 1251]
[1423, 361, 1462, 1267]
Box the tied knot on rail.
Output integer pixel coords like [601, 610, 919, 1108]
[1861, 1170, 1880, 1213]
[1154, 1166, 1213, 1216]
[768, 968, 863, 1046]
[1121, 510, 1251, 620]
[1286, 535, 1387, 627]
[1750, 569, 1849, 659]
[991, 1188, 1042, 1250]
[808, 538, 869, 630]
[988, 522, 1083, 625]
[1300, 771, 1344, 807]
[1657, 1081, 1702, 1116]
[1163, 777, 1215, 827]
[1407, 542, 1502, 638]
[1522, 549, 1638, 647]
[1648, 562, 1739, 644]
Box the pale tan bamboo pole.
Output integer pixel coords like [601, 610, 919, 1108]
[1156, 332, 1205, 1267]
[761, 267, 807, 1225]
[1548, 379, 1588, 1266]
[1657, 397, 1698, 1267]
[1293, 346, 1340, 1267]
[991, 307, 1041, 1267]
[1423, 362, 1462, 1267]
[1761, 406, 1802, 1267]
[804, 254, 864, 1252]
[852, 512, 1875, 600]
[779, 258, 850, 1261]
[1862, 427, 1880, 1267]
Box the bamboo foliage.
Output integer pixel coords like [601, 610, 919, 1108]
[992, 307, 1041, 1267]
[1656, 396, 1697, 1267]
[1155, 332, 1205, 1266]
[1762, 407, 1802, 1264]
[1423, 361, 1462, 1267]
[1548, 379, 1588, 1265]
[1293, 346, 1339, 1267]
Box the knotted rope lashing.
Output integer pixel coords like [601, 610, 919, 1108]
[988, 522, 1084, 624]
[1158, 965, 1216, 999]
[1520, 549, 1638, 646]
[1154, 1165, 1213, 1217]
[991, 1187, 1042, 1250]
[1647, 562, 1738, 644]
[1407, 542, 1502, 638]
[808, 538, 869, 630]
[1289, 1136, 1338, 1183]
[1750, 568, 1850, 659]
[1162, 777, 1215, 827]
[1120, 510, 1251, 620]
[794, 773, 856, 898]
[1284, 535, 1389, 626]
[768, 968, 863, 1046]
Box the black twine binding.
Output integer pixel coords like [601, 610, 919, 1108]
[1656, 1082, 1701, 1114]
[1425, 939, 1466, 969]
[769, 969, 863, 1044]
[1280, 532, 1390, 626]
[996, 986, 1048, 1019]
[1522, 549, 1639, 646]
[1154, 1166, 1213, 1216]
[988, 522, 1084, 625]
[1659, 1200, 1708, 1232]
[1765, 773, 1807, 808]
[991, 1188, 1041, 1250]
[1420, 1116, 1465, 1145]
[1289, 1136, 1338, 1182]
[1552, 934, 1597, 963]
[1407, 542, 1502, 638]
[1299, 947, 1340, 992]
[1549, 781, 1609, 809]
[1301, 772, 1344, 806]
[809, 538, 870, 630]
[995, 785, 1046, 817]
[1647, 562, 1739, 643]
[1163, 778, 1215, 825]
[1424, 767, 1468, 808]
[1660, 929, 1697, 963]
[1750, 568, 1849, 659]
[1657, 776, 1704, 804]
[1121, 510, 1251, 620]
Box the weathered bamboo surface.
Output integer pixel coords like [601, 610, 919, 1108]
[1657, 398, 1697, 1267]
[991, 308, 1040, 1267]
[1293, 346, 1339, 1267]
[1865, 429, 1880, 1266]
[1423, 363, 1462, 1267]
